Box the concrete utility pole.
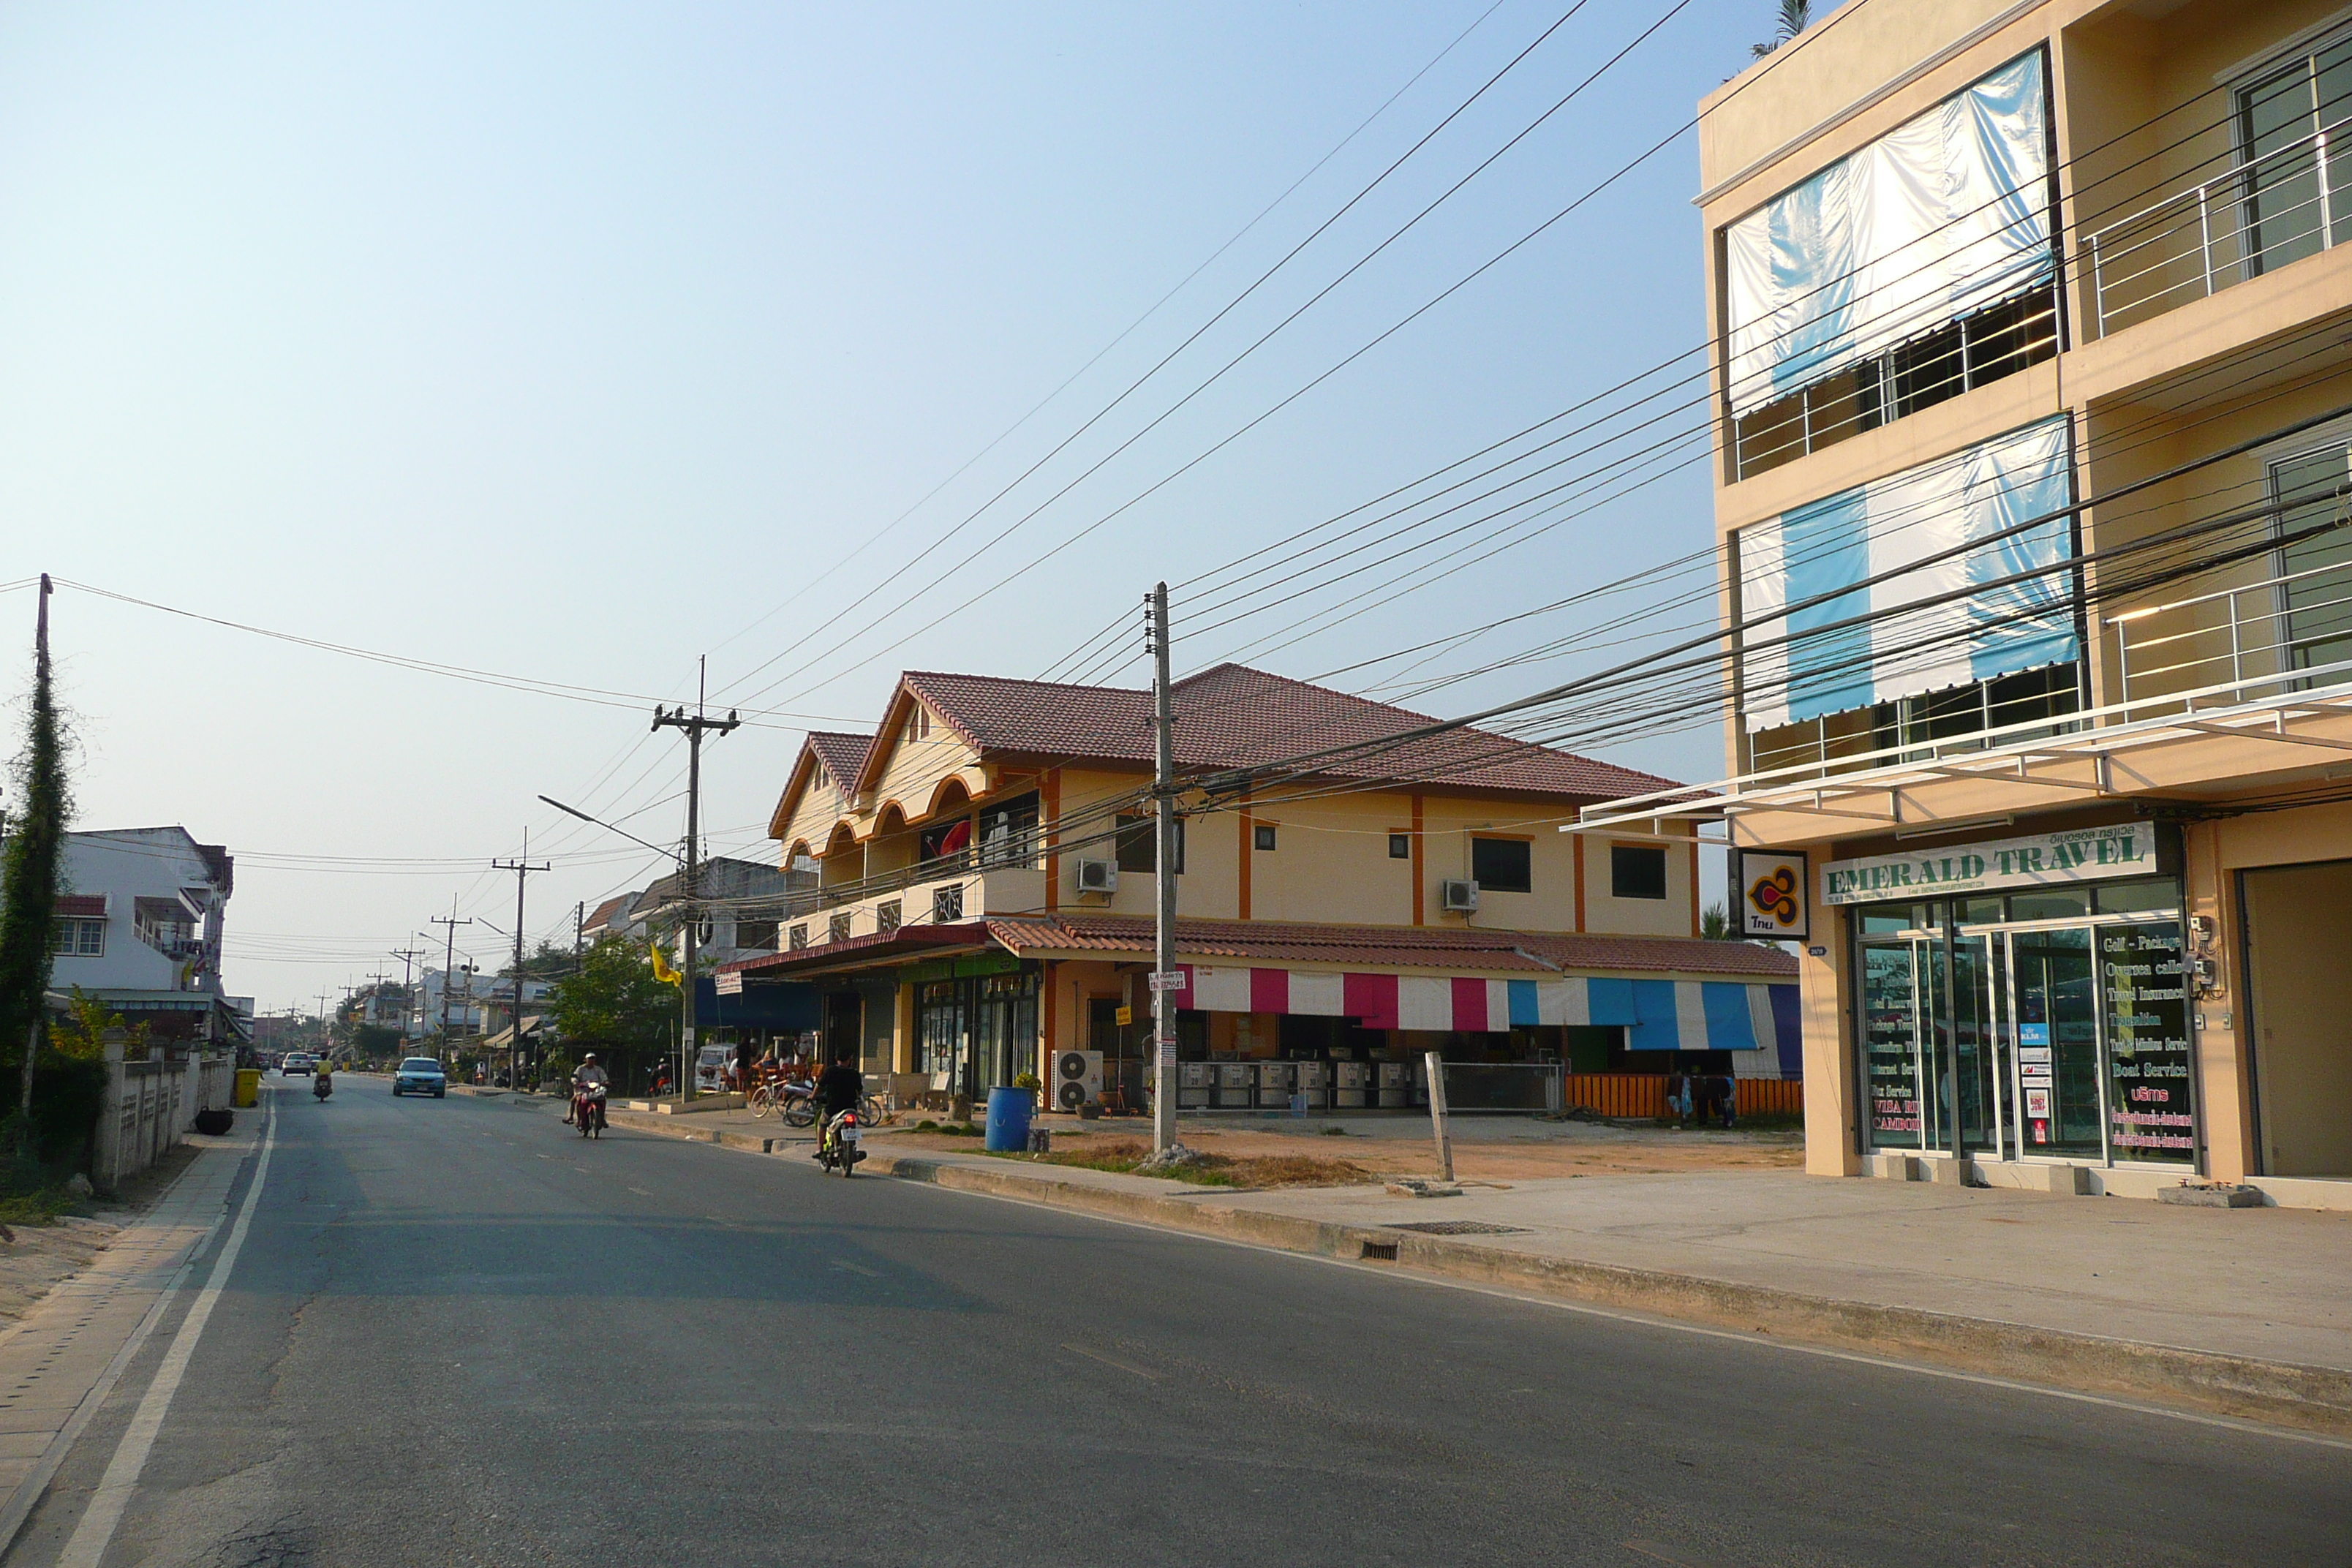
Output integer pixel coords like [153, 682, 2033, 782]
[652, 658, 739, 1101]
[431, 911, 475, 1065]
[1150, 583, 1178, 1155]
[573, 901, 584, 973]
[492, 834, 550, 1092]
[390, 947, 425, 1043]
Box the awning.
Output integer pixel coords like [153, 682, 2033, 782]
[1172, 962, 1798, 1056]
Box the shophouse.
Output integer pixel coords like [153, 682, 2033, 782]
[721, 663, 1796, 1114]
[1582, 0, 2352, 1207]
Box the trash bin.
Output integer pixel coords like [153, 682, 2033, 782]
[984, 1085, 1034, 1152]
[233, 1068, 262, 1108]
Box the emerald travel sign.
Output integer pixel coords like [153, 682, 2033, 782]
[1822, 823, 2157, 906]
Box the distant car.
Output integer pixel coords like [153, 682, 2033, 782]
[392, 1058, 448, 1098]
[281, 1053, 314, 1077]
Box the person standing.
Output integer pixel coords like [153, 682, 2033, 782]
[1665, 1067, 1689, 1128]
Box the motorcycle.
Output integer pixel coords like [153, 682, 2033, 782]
[312, 1073, 333, 1101]
[814, 1107, 864, 1177]
[571, 1082, 608, 1139]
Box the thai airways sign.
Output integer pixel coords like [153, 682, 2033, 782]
[1821, 823, 2157, 906]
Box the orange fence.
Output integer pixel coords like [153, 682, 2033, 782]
[1559, 1073, 1802, 1120]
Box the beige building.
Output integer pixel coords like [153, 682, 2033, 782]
[1585, 0, 2352, 1207]
[723, 663, 1795, 1113]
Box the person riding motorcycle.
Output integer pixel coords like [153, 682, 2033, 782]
[568, 1053, 609, 1129]
[312, 1060, 333, 1099]
[815, 1055, 863, 1157]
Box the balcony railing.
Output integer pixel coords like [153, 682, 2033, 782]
[2088, 120, 2352, 336]
[2106, 550, 2352, 712]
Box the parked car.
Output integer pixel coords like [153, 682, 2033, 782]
[392, 1058, 448, 1098]
[281, 1052, 314, 1077]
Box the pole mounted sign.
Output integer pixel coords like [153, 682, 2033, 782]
[1147, 970, 1184, 992]
[1821, 823, 2157, 905]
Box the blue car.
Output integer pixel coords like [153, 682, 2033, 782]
[392, 1057, 448, 1098]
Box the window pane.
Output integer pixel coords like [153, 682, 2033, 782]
[1470, 837, 1532, 894]
[1388, 834, 1411, 859]
[1115, 815, 1154, 874]
[1610, 844, 1667, 900]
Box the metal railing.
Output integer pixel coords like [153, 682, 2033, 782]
[2088, 120, 2351, 334]
[2107, 549, 2352, 709]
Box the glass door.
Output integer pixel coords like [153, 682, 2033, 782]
[2006, 926, 2103, 1160]
[1860, 939, 1931, 1150]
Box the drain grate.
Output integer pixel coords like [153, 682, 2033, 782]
[1384, 1220, 1531, 1236]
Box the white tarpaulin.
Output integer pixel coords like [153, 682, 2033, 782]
[1738, 415, 2076, 732]
[1724, 50, 2052, 416]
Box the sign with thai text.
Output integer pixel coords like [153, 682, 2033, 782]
[1822, 823, 2156, 905]
[715, 971, 743, 996]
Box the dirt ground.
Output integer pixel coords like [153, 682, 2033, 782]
[886, 1117, 1804, 1183]
[0, 1215, 116, 1327]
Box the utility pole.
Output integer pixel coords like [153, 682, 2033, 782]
[429, 911, 475, 1065]
[390, 946, 425, 1044]
[573, 901, 585, 973]
[492, 833, 550, 1093]
[652, 658, 739, 1101]
[1150, 583, 1179, 1155]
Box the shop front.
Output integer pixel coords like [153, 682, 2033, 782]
[910, 953, 1039, 1104]
[1829, 821, 2195, 1174]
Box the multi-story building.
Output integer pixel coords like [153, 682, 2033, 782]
[722, 663, 1795, 1110]
[1584, 0, 2352, 1207]
[34, 826, 241, 1044]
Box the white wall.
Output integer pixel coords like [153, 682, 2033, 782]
[48, 829, 228, 994]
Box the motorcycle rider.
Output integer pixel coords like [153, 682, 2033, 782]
[815, 1052, 864, 1159]
[312, 1060, 333, 1099]
[570, 1053, 609, 1130]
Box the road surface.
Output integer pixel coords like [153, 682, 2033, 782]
[10, 1081, 2346, 1566]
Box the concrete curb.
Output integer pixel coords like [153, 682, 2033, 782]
[857, 1150, 2352, 1439]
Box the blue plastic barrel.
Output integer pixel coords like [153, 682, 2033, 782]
[984, 1085, 1034, 1152]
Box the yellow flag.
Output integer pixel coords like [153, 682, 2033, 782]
[651, 942, 681, 986]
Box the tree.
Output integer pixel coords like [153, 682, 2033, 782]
[1701, 901, 1736, 941]
[502, 939, 577, 981]
[51, 988, 146, 1060]
[1752, 0, 1810, 59]
[0, 578, 69, 1134]
[548, 937, 673, 1054]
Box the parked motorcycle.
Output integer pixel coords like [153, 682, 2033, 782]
[814, 1108, 864, 1176]
[777, 1078, 818, 1128]
[572, 1082, 607, 1139]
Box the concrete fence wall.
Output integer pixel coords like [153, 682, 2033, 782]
[94, 1030, 236, 1194]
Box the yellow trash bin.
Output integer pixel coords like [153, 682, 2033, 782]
[233, 1068, 262, 1108]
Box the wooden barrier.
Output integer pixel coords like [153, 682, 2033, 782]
[1558, 1072, 1802, 1120]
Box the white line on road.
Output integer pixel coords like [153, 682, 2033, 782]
[56, 1097, 279, 1568]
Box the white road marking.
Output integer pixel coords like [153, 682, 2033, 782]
[627, 1188, 652, 1196]
[56, 1097, 278, 1567]
[1061, 1343, 1160, 1382]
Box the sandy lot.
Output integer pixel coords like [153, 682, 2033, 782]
[0, 1215, 116, 1326]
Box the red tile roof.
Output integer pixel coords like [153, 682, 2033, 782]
[719, 923, 990, 976]
[804, 731, 875, 790]
[984, 913, 1793, 979]
[54, 894, 107, 919]
[898, 663, 1681, 801]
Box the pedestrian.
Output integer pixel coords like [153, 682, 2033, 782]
[1665, 1068, 1689, 1128]
[1717, 1073, 1738, 1129]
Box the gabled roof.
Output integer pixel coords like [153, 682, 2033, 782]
[769, 730, 880, 843]
[889, 663, 1681, 800]
[584, 895, 634, 933]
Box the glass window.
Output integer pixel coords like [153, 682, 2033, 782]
[1254, 823, 1278, 851]
[1115, 815, 1184, 874]
[1471, 837, 1532, 894]
[1860, 943, 1927, 1150]
[1610, 844, 1667, 900]
[1855, 905, 1928, 935]
[2268, 442, 2352, 676]
[2100, 920, 2193, 1164]
[1957, 896, 2006, 927]
[1388, 833, 1411, 859]
[2095, 879, 2179, 915]
[789, 924, 808, 951]
[2009, 889, 2090, 921]
[876, 901, 902, 935]
[932, 883, 964, 922]
[829, 913, 852, 944]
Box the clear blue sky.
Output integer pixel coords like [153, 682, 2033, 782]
[0, 1, 1796, 1009]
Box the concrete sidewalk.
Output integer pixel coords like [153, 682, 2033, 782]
[600, 1099, 2351, 1432]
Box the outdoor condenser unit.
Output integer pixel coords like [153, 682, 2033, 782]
[1440, 879, 1480, 913]
[1054, 1049, 1103, 1111]
[1077, 859, 1118, 894]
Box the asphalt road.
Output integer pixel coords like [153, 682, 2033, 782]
[9, 1079, 2348, 1567]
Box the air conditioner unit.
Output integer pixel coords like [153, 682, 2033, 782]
[1077, 859, 1119, 894]
[1054, 1049, 1104, 1111]
[1440, 879, 1480, 913]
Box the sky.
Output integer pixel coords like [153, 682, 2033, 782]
[0, 0, 1801, 1011]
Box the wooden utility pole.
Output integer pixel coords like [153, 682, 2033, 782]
[652, 658, 739, 1101]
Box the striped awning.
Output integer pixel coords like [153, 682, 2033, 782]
[1174, 964, 1796, 1055]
